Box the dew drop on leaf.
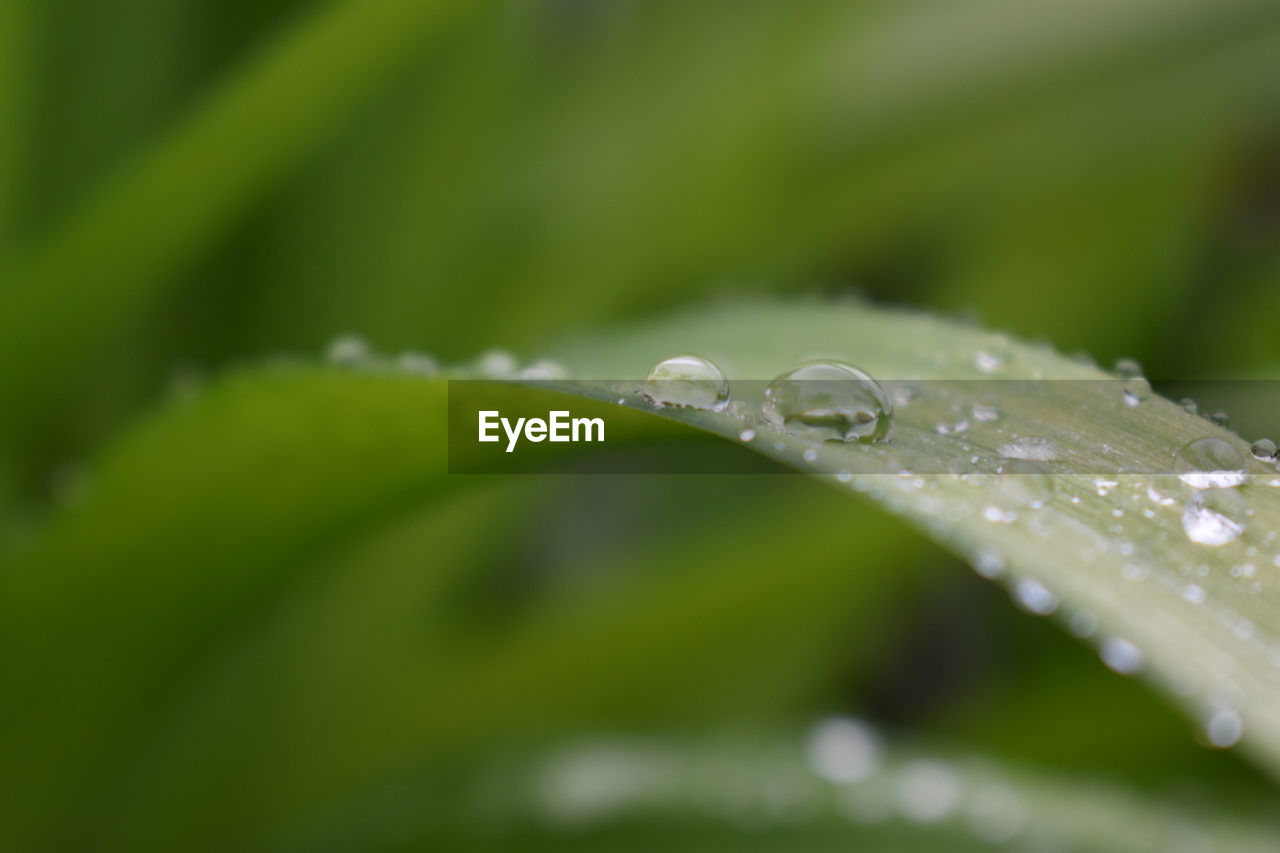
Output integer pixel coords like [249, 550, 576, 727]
[1250, 438, 1277, 460]
[762, 361, 892, 444]
[805, 717, 880, 784]
[326, 334, 370, 366]
[1206, 709, 1244, 748]
[478, 348, 519, 378]
[1182, 489, 1247, 547]
[519, 359, 568, 380]
[1013, 577, 1058, 615]
[1100, 637, 1144, 674]
[642, 354, 731, 412]
[1175, 438, 1247, 489]
[396, 350, 438, 375]
[998, 437, 1059, 462]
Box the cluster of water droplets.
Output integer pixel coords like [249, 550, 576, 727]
[642, 355, 894, 448]
[524, 716, 1259, 849]
[324, 335, 571, 382]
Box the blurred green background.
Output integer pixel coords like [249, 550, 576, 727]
[2, 1, 1280, 850]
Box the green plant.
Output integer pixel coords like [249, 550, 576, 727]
[4, 1, 1280, 851]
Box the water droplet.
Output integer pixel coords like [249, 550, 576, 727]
[971, 397, 1001, 423]
[974, 350, 1006, 374]
[998, 460, 1054, 507]
[1182, 584, 1206, 604]
[805, 717, 879, 784]
[1180, 397, 1199, 415]
[1122, 377, 1152, 407]
[396, 350, 438, 375]
[1182, 489, 1247, 546]
[1206, 709, 1243, 748]
[763, 361, 892, 444]
[894, 760, 959, 823]
[973, 547, 1005, 578]
[520, 359, 568, 380]
[1014, 578, 1058, 615]
[642, 355, 730, 412]
[1207, 411, 1230, 427]
[1175, 438, 1247, 489]
[326, 334, 370, 365]
[1100, 637, 1144, 674]
[1146, 476, 1183, 507]
[998, 437, 1059, 462]
[478, 349, 519, 378]
[738, 428, 756, 443]
[1250, 438, 1277, 460]
[802, 448, 819, 463]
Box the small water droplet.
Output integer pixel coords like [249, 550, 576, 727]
[1207, 411, 1230, 427]
[478, 349, 519, 378]
[326, 334, 370, 366]
[802, 447, 819, 463]
[1205, 709, 1243, 748]
[1014, 578, 1058, 615]
[738, 428, 756, 443]
[998, 437, 1059, 462]
[642, 355, 730, 412]
[1180, 398, 1198, 415]
[1122, 377, 1152, 407]
[1114, 358, 1143, 378]
[1100, 637, 1144, 674]
[763, 361, 892, 444]
[971, 397, 1001, 423]
[805, 717, 880, 784]
[1182, 489, 1247, 546]
[520, 359, 568, 380]
[974, 547, 1005, 578]
[974, 350, 1006, 374]
[894, 760, 959, 823]
[396, 350, 438, 375]
[1182, 584, 1206, 604]
[1250, 438, 1277, 460]
[1175, 438, 1247, 489]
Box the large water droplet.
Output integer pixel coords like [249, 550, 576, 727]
[1250, 438, 1277, 460]
[642, 354, 730, 412]
[1182, 489, 1247, 546]
[1175, 438, 1247, 489]
[763, 361, 892, 443]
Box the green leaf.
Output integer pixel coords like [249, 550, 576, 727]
[7, 299, 1280, 850]
[546, 300, 1280, 773]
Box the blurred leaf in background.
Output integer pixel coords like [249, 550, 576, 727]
[2, 0, 1280, 851]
